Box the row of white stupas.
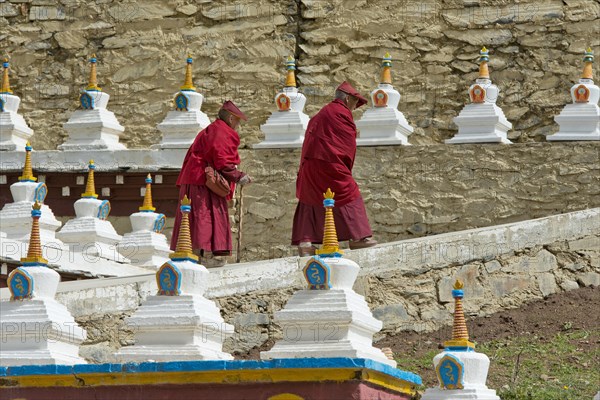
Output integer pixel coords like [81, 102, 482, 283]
[0, 173, 501, 398]
[0, 146, 170, 276]
[0, 48, 598, 153]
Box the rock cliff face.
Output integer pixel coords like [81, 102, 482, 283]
[1, 0, 598, 149]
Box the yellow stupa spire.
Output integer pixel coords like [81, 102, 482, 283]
[18, 142, 37, 182]
[380, 52, 392, 84]
[1, 58, 12, 94]
[86, 54, 101, 91]
[444, 280, 475, 350]
[315, 188, 343, 256]
[582, 47, 594, 80]
[284, 56, 297, 87]
[139, 174, 156, 212]
[180, 55, 197, 91]
[81, 160, 98, 198]
[170, 195, 199, 262]
[20, 202, 48, 266]
[478, 47, 490, 79]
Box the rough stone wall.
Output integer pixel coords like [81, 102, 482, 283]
[1, 0, 599, 149]
[232, 142, 600, 261]
[73, 233, 599, 361]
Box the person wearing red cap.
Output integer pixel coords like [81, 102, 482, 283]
[171, 100, 252, 267]
[292, 81, 377, 255]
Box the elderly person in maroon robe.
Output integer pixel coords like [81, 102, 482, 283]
[292, 81, 377, 256]
[171, 100, 252, 267]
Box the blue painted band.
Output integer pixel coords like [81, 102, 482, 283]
[323, 199, 335, 207]
[0, 357, 421, 386]
[451, 289, 464, 298]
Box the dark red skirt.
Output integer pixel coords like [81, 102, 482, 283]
[170, 184, 232, 255]
[291, 196, 373, 245]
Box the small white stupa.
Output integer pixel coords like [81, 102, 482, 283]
[59, 55, 126, 150]
[549, 48, 599, 141]
[356, 53, 414, 146]
[56, 160, 125, 262]
[116, 195, 234, 362]
[154, 55, 210, 149]
[255, 56, 309, 148]
[0, 143, 63, 248]
[421, 280, 500, 400]
[446, 47, 513, 144]
[0, 58, 34, 151]
[117, 174, 170, 269]
[0, 202, 87, 366]
[260, 188, 396, 367]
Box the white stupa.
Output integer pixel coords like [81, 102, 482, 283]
[56, 160, 126, 262]
[115, 195, 234, 362]
[0, 58, 34, 151]
[446, 47, 513, 144]
[549, 48, 600, 141]
[0, 202, 87, 366]
[0, 143, 63, 250]
[356, 53, 414, 146]
[59, 55, 126, 150]
[261, 189, 396, 367]
[117, 174, 170, 269]
[154, 55, 210, 149]
[255, 56, 309, 148]
[421, 280, 500, 400]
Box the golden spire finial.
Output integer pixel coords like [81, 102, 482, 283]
[381, 52, 392, 84]
[139, 174, 156, 212]
[18, 142, 37, 182]
[284, 55, 297, 87]
[315, 188, 343, 256]
[1, 58, 12, 94]
[582, 48, 594, 80]
[81, 160, 98, 198]
[444, 279, 475, 350]
[180, 55, 197, 91]
[170, 195, 199, 262]
[20, 201, 48, 266]
[478, 47, 490, 79]
[86, 55, 101, 91]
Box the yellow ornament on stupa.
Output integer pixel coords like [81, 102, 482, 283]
[18, 142, 37, 182]
[169, 195, 199, 262]
[380, 52, 392, 85]
[139, 174, 156, 212]
[1, 58, 13, 94]
[180, 54, 196, 92]
[582, 47, 594, 80]
[81, 160, 99, 199]
[443, 279, 475, 350]
[20, 202, 49, 266]
[284, 55, 297, 88]
[86, 54, 101, 92]
[315, 188, 343, 257]
[478, 47, 490, 79]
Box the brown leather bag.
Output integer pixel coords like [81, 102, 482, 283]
[204, 165, 230, 197]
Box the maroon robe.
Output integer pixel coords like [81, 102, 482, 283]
[171, 119, 245, 255]
[292, 99, 372, 245]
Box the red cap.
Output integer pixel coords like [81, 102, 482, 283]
[221, 100, 248, 121]
[336, 81, 368, 108]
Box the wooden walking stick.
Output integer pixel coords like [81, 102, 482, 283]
[236, 184, 244, 263]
